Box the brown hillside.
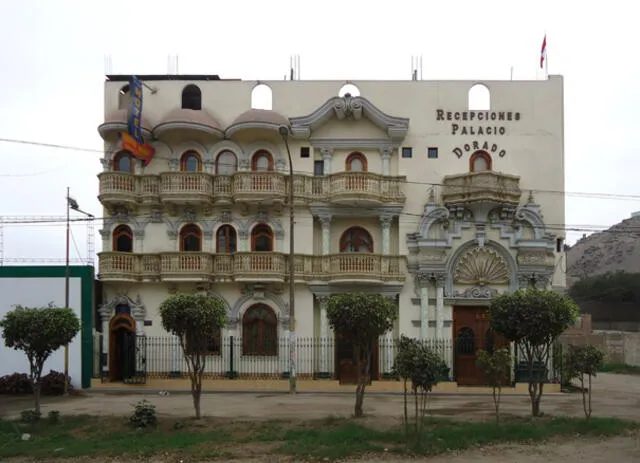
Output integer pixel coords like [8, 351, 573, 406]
[566, 214, 640, 286]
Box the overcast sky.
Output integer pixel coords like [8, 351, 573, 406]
[0, 0, 638, 265]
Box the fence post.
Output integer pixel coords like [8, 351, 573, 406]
[226, 336, 237, 379]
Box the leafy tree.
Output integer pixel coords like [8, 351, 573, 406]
[392, 335, 419, 431]
[0, 305, 80, 416]
[393, 336, 442, 442]
[476, 348, 512, 423]
[564, 344, 605, 421]
[158, 293, 226, 419]
[569, 271, 640, 304]
[488, 288, 579, 417]
[327, 293, 397, 418]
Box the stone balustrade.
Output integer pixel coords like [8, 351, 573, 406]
[98, 251, 407, 283]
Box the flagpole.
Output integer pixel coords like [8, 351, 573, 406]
[544, 31, 548, 78]
[510, 66, 513, 80]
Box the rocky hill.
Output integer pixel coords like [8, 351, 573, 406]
[566, 214, 640, 286]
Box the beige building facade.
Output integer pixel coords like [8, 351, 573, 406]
[97, 75, 565, 386]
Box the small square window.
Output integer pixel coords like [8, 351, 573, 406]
[300, 147, 310, 158]
[427, 147, 438, 159]
[401, 147, 413, 158]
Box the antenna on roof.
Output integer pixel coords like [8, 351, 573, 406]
[288, 54, 301, 80]
[104, 54, 112, 74]
[176, 55, 179, 74]
[411, 55, 422, 81]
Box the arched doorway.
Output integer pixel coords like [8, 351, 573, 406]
[108, 313, 140, 383]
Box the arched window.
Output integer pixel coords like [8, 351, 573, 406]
[216, 150, 238, 175]
[251, 224, 273, 252]
[180, 224, 202, 252]
[181, 84, 202, 110]
[338, 83, 361, 97]
[346, 152, 367, 172]
[216, 225, 237, 253]
[468, 83, 490, 111]
[112, 225, 133, 252]
[251, 150, 274, 172]
[118, 85, 130, 110]
[340, 227, 373, 253]
[113, 151, 134, 173]
[250, 84, 272, 110]
[180, 151, 202, 172]
[242, 304, 277, 356]
[469, 151, 492, 172]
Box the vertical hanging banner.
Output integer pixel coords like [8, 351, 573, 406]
[121, 75, 155, 166]
[128, 76, 144, 143]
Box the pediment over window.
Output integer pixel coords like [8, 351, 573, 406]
[289, 94, 410, 140]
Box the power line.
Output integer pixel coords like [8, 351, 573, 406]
[2, 136, 640, 201]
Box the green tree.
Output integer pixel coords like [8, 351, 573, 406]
[0, 305, 80, 416]
[393, 336, 442, 442]
[488, 288, 579, 417]
[327, 293, 397, 418]
[158, 293, 226, 419]
[476, 348, 512, 423]
[392, 335, 420, 432]
[564, 344, 605, 422]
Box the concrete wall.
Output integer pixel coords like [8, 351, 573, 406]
[0, 266, 95, 388]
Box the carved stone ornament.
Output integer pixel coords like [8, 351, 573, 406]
[419, 250, 447, 263]
[453, 286, 499, 299]
[517, 251, 550, 266]
[453, 247, 510, 285]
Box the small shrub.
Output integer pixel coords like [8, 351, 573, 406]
[47, 410, 61, 424]
[40, 370, 73, 396]
[0, 373, 32, 394]
[19, 409, 41, 423]
[129, 400, 157, 429]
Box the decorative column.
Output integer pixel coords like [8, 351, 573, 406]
[517, 273, 533, 290]
[417, 273, 431, 340]
[379, 215, 392, 256]
[382, 295, 396, 377]
[133, 228, 145, 253]
[97, 305, 111, 378]
[238, 229, 249, 252]
[169, 158, 179, 171]
[321, 148, 333, 175]
[380, 146, 392, 176]
[434, 274, 445, 339]
[317, 296, 330, 378]
[319, 215, 332, 255]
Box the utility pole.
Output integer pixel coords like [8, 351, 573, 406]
[278, 125, 296, 394]
[64, 188, 94, 394]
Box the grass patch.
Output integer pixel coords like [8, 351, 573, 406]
[0, 414, 636, 461]
[600, 363, 640, 375]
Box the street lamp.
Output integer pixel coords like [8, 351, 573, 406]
[278, 125, 296, 395]
[64, 187, 94, 394]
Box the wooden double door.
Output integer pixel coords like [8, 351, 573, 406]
[453, 306, 510, 386]
[335, 334, 379, 384]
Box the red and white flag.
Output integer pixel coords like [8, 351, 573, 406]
[540, 34, 547, 69]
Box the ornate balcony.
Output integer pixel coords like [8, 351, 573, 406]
[97, 172, 139, 213]
[98, 252, 407, 284]
[308, 172, 406, 206]
[97, 171, 406, 210]
[231, 172, 287, 205]
[441, 171, 521, 207]
[159, 172, 213, 208]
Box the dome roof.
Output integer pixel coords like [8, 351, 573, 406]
[226, 109, 290, 137]
[97, 109, 153, 139]
[153, 108, 224, 137]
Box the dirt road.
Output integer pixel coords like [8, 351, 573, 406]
[2, 373, 639, 462]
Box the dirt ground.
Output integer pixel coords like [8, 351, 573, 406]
[2, 372, 640, 462]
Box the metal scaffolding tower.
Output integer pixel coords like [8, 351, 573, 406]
[0, 215, 96, 266]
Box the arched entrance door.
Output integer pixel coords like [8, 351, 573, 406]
[109, 314, 138, 382]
